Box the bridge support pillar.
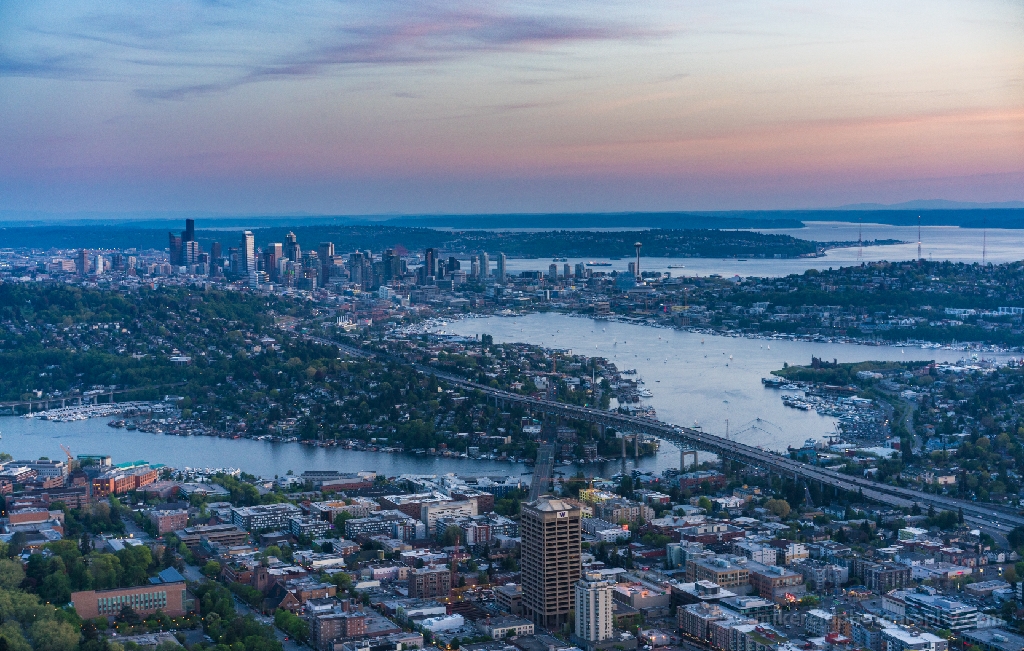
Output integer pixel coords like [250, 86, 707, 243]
[680, 450, 698, 472]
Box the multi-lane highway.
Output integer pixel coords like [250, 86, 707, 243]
[307, 334, 1023, 536]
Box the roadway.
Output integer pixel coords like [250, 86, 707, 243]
[305, 334, 1024, 536]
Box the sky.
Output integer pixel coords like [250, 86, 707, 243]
[1, 0, 1022, 216]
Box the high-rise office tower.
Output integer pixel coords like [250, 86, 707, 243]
[521, 497, 581, 630]
[183, 218, 195, 243]
[211, 242, 222, 261]
[496, 253, 507, 283]
[94, 254, 105, 276]
[424, 248, 438, 279]
[564, 264, 571, 281]
[318, 242, 335, 282]
[77, 249, 90, 277]
[470, 256, 480, 279]
[348, 252, 365, 286]
[575, 572, 613, 644]
[183, 240, 200, 265]
[264, 243, 283, 281]
[480, 252, 490, 279]
[382, 249, 401, 282]
[168, 233, 182, 266]
[548, 264, 558, 281]
[574, 263, 585, 280]
[242, 231, 256, 275]
[286, 232, 300, 262]
[447, 256, 460, 272]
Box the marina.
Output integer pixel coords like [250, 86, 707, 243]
[21, 401, 170, 422]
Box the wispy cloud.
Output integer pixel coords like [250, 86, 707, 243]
[1, 1, 661, 100]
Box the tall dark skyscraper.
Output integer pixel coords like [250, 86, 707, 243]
[382, 249, 401, 282]
[211, 242, 222, 260]
[286, 232, 300, 262]
[183, 218, 195, 242]
[424, 248, 438, 279]
[318, 242, 334, 282]
[265, 243, 283, 281]
[168, 233, 182, 266]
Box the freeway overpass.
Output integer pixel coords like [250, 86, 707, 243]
[306, 334, 1024, 536]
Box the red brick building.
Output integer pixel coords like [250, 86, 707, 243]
[150, 509, 189, 535]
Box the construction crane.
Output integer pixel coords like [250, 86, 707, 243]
[59, 444, 78, 471]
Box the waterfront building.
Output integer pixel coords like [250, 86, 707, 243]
[521, 497, 581, 630]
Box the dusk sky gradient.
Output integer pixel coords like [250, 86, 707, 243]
[1, 0, 1022, 215]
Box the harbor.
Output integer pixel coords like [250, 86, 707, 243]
[20, 401, 171, 422]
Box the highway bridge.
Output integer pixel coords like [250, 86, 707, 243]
[306, 334, 1024, 536]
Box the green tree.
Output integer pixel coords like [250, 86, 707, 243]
[88, 554, 122, 590]
[29, 620, 80, 651]
[202, 561, 222, 578]
[697, 496, 713, 512]
[0, 560, 25, 590]
[117, 546, 153, 586]
[765, 499, 791, 518]
[441, 526, 462, 547]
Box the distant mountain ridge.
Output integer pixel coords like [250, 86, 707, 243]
[835, 199, 1024, 210]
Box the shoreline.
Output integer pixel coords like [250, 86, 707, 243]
[411, 309, 1020, 355]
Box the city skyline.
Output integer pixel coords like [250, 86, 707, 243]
[2, 1, 1022, 217]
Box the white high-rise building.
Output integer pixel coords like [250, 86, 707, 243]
[242, 231, 256, 274]
[496, 253, 507, 283]
[480, 252, 490, 279]
[575, 571, 613, 643]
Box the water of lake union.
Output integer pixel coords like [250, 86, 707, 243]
[4, 316, 989, 479]
[436, 312, 1011, 455]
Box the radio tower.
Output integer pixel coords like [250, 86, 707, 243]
[634, 242, 643, 282]
[983, 216, 987, 265]
[917, 215, 922, 260]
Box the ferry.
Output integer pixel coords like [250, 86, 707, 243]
[638, 388, 654, 398]
[667, 264, 686, 269]
[762, 376, 783, 387]
[552, 257, 568, 262]
[586, 261, 612, 266]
